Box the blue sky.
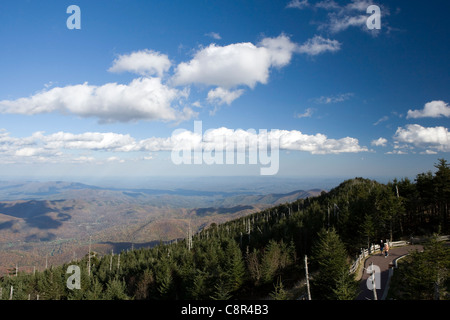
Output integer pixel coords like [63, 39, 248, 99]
[0, 0, 449, 185]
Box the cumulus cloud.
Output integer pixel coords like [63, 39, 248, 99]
[34, 131, 137, 152]
[0, 78, 192, 123]
[386, 150, 407, 155]
[259, 33, 301, 65]
[168, 127, 368, 155]
[172, 34, 299, 89]
[108, 50, 172, 77]
[171, 33, 339, 112]
[0, 125, 368, 164]
[406, 100, 450, 119]
[297, 35, 341, 56]
[207, 87, 245, 106]
[0, 33, 343, 121]
[272, 129, 368, 154]
[394, 124, 450, 152]
[371, 137, 388, 147]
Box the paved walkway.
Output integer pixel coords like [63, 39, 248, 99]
[356, 245, 423, 300]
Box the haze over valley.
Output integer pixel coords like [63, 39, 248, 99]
[0, 178, 322, 275]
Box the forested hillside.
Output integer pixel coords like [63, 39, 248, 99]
[1, 159, 449, 300]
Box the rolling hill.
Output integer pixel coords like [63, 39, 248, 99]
[0, 180, 322, 275]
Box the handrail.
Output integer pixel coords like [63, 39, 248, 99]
[350, 240, 409, 274]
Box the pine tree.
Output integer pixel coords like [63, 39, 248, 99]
[270, 276, 288, 300]
[434, 159, 450, 232]
[388, 234, 450, 299]
[210, 280, 232, 300]
[311, 228, 359, 300]
[103, 277, 129, 300]
[189, 269, 210, 300]
[84, 277, 104, 300]
[261, 240, 281, 284]
[332, 270, 360, 300]
[222, 239, 245, 293]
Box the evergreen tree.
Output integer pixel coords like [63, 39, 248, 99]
[222, 239, 245, 293]
[103, 277, 129, 300]
[210, 280, 232, 300]
[134, 269, 154, 300]
[434, 159, 450, 233]
[189, 269, 210, 300]
[270, 276, 288, 300]
[261, 240, 282, 284]
[84, 277, 104, 300]
[389, 234, 450, 299]
[332, 270, 360, 300]
[310, 228, 358, 300]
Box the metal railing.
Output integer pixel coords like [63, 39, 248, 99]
[350, 240, 408, 274]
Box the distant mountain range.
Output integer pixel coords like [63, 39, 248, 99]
[0, 180, 323, 274]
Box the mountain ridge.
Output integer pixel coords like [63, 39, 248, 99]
[0, 180, 322, 273]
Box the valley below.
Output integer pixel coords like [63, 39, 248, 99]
[0, 180, 322, 276]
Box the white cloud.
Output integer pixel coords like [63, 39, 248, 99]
[406, 100, 450, 119]
[273, 129, 368, 154]
[286, 0, 309, 10]
[0, 34, 344, 120]
[107, 156, 125, 163]
[14, 147, 47, 157]
[205, 32, 222, 40]
[36, 131, 137, 152]
[295, 108, 314, 118]
[371, 137, 388, 147]
[298, 35, 341, 56]
[313, 92, 353, 104]
[0, 77, 193, 123]
[0, 33, 344, 121]
[323, 14, 368, 33]
[108, 50, 172, 77]
[168, 127, 368, 155]
[0, 126, 368, 164]
[172, 34, 299, 89]
[192, 101, 202, 108]
[421, 150, 438, 155]
[386, 150, 407, 155]
[394, 124, 450, 152]
[172, 42, 270, 88]
[373, 115, 389, 126]
[311, 0, 388, 34]
[259, 34, 300, 66]
[207, 87, 245, 106]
